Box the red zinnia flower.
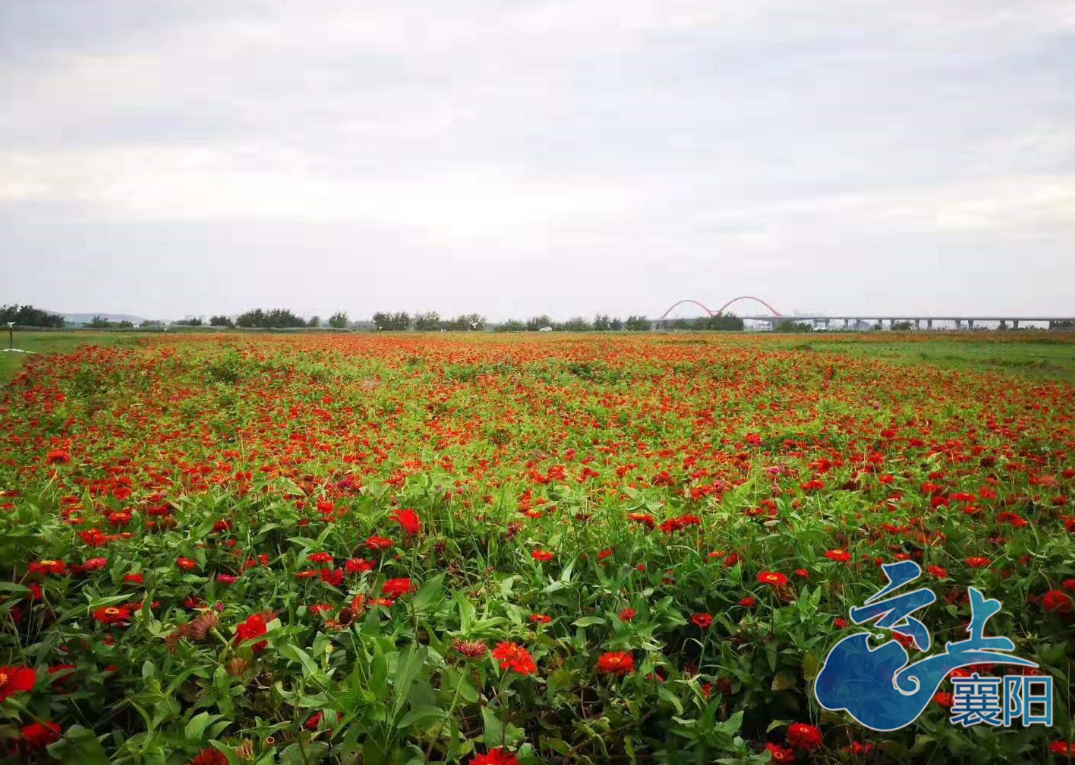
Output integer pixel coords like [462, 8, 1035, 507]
[1042, 589, 1073, 614]
[366, 536, 394, 551]
[29, 559, 68, 576]
[766, 742, 797, 763]
[531, 550, 554, 562]
[235, 614, 269, 653]
[345, 557, 374, 574]
[824, 549, 851, 563]
[46, 449, 70, 465]
[597, 651, 635, 676]
[739, 596, 756, 608]
[20, 721, 61, 749]
[188, 748, 229, 765]
[177, 556, 198, 571]
[93, 606, 132, 625]
[757, 571, 789, 586]
[787, 722, 822, 751]
[691, 613, 714, 629]
[966, 557, 991, 568]
[382, 578, 415, 599]
[468, 748, 520, 765]
[391, 508, 422, 536]
[618, 608, 636, 622]
[0, 665, 36, 701]
[491, 642, 537, 676]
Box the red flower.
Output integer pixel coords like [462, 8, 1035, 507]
[824, 549, 851, 563]
[391, 508, 422, 536]
[345, 557, 374, 574]
[1042, 589, 1073, 614]
[597, 651, 635, 676]
[739, 596, 756, 608]
[691, 613, 714, 629]
[787, 722, 822, 751]
[618, 608, 637, 622]
[531, 550, 554, 562]
[491, 642, 537, 676]
[766, 742, 797, 763]
[366, 536, 394, 551]
[93, 605, 132, 625]
[1051, 742, 1074, 756]
[452, 639, 488, 658]
[382, 578, 415, 599]
[188, 748, 229, 765]
[927, 565, 948, 578]
[46, 449, 70, 465]
[20, 721, 61, 748]
[966, 557, 991, 568]
[529, 613, 552, 624]
[308, 552, 334, 564]
[0, 665, 36, 700]
[235, 614, 269, 653]
[468, 748, 520, 765]
[123, 573, 144, 586]
[29, 559, 68, 576]
[757, 571, 789, 586]
[177, 557, 198, 571]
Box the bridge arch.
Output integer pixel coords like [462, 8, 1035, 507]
[658, 297, 783, 321]
[713, 296, 783, 317]
[658, 299, 715, 321]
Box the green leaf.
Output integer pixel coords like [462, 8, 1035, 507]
[412, 575, 444, 613]
[185, 711, 221, 741]
[771, 671, 797, 691]
[398, 706, 445, 729]
[47, 725, 109, 765]
[572, 616, 605, 627]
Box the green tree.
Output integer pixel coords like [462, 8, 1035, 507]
[209, 315, 234, 328]
[525, 315, 553, 331]
[414, 311, 441, 331]
[328, 311, 349, 329]
[624, 315, 651, 331]
[0, 305, 64, 327]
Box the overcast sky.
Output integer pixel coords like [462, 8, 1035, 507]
[2, 0, 1074, 321]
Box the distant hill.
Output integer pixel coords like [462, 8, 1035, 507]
[54, 312, 148, 325]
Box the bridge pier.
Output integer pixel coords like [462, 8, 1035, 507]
[927, 319, 933, 330]
[1012, 320, 1019, 329]
[967, 319, 974, 330]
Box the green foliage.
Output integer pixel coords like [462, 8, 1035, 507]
[328, 312, 349, 329]
[373, 311, 412, 331]
[0, 304, 64, 327]
[235, 309, 307, 329]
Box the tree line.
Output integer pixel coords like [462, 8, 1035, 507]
[372, 312, 488, 331]
[0, 305, 64, 327]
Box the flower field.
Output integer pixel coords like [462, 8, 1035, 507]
[1, 332, 1073, 764]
